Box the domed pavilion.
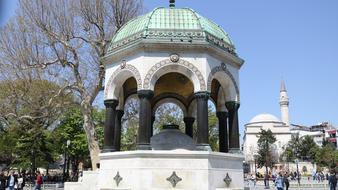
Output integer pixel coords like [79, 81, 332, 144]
[66, 1, 245, 189]
[102, 1, 244, 153]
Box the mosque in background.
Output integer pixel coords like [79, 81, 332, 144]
[243, 81, 337, 174]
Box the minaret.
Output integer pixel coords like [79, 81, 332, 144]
[279, 80, 290, 125]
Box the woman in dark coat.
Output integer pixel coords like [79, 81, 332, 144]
[0, 172, 6, 190]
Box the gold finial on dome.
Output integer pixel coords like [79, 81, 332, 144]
[169, 0, 175, 7]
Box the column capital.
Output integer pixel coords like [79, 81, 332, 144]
[225, 101, 240, 111]
[104, 99, 119, 108]
[194, 91, 210, 100]
[138, 90, 154, 100]
[216, 111, 228, 119]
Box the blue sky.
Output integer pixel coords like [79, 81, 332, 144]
[144, 0, 338, 128]
[1, 1, 338, 136]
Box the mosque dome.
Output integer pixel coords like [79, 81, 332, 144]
[249, 114, 281, 123]
[107, 6, 236, 55]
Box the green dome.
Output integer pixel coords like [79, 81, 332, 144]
[108, 7, 236, 55]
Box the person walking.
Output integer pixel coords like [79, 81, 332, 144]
[284, 173, 290, 190]
[328, 170, 337, 190]
[35, 171, 43, 190]
[0, 172, 6, 190]
[275, 172, 284, 190]
[17, 174, 25, 190]
[6, 171, 17, 190]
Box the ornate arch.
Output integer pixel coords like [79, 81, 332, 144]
[104, 64, 142, 99]
[207, 65, 240, 96]
[152, 97, 188, 116]
[143, 59, 206, 91]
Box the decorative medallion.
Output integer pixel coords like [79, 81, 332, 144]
[223, 173, 232, 187]
[120, 60, 126, 69]
[221, 62, 227, 70]
[166, 171, 182, 188]
[170, 54, 180, 63]
[114, 171, 123, 187]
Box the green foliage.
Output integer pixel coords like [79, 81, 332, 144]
[0, 125, 16, 167]
[282, 135, 319, 162]
[0, 79, 72, 170]
[280, 146, 295, 162]
[52, 107, 104, 169]
[120, 98, 139, 151]
[282, 135, 338, 169]
[299, 135, 318, 161]
[256, 129, 277, 169]
[208, 105, 218, 151]
[315, 144, 338, 169]
[154, 103, 185, 132]
[0, 123, 56, 171]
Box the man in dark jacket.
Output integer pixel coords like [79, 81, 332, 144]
[0, 172, 6, 190]
[329, 170, 337, 190]
[6, 171, 17, 190]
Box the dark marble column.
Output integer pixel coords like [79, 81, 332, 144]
[137, 90, 154, 150]
[151, 116, 155, 137]
[194, 91, 211, 150]
[114, 110, 124, 151]
[103, 99, 118, 152]
[216, 111, 228, 153]
[225, 101, 240, 152]
[183, 117, 195, 138]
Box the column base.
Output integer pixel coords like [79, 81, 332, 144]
[137, 143, 151, 150]
[101, 146, 116, 153]
[196, 144, 212, 151]
[228, 148, 242, 154]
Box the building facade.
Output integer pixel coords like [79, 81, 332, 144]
[243, 81, 337, 174]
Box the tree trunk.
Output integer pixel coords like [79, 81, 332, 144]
[81, 100, 100, 170]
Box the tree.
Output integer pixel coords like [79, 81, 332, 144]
[315, 144, 338, 169]
[286, 134, 302, 158]
[282, 135, 319, 162]
[0, 125, 16, 168]
[280, 146, 295, 163]
[0, 78, 71, 171]
[256, 129, 277, 175]
[299, 135, 318, 161]
[207, 105, 219, 151]
[0, 0, 143, 169]
[153, 103, 185, 133]
[52, 107, 104, 177]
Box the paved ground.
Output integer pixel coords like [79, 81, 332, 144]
[22, 179, 334, 190]
[246, 178, 333, 190]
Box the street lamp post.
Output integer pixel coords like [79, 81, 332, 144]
[295, 158, 300, 185]
[31, 149, 36, 182]
[264, 165, 270, 189]
[253, 154, 258, 176]
[63, 140, 71, 183]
